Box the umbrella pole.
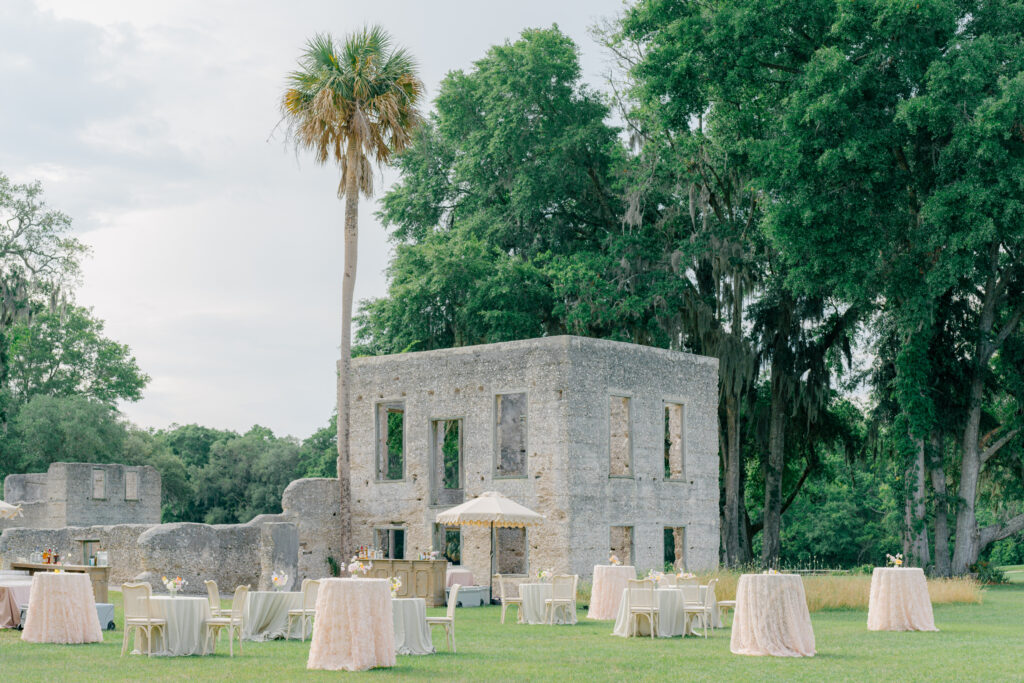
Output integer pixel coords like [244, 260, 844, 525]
[490, 521, 495, 604]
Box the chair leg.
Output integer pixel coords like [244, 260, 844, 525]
[121, 625, 130, 656]
[450, 624, 456, 654]
[501, 603, 507, 624]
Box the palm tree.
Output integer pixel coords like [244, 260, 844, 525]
[282, 27, 424, 559]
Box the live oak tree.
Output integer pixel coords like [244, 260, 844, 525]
[282, 28, 424, 560]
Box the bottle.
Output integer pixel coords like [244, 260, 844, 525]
[43, 548, 49, 564]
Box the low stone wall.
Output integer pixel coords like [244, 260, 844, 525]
[0, 520, 298, 595]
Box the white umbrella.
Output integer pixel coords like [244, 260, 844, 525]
[435, 491, 544, 600]
[0, 500, 24, 520]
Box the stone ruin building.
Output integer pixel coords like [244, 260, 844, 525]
[345, 335, 720, 585]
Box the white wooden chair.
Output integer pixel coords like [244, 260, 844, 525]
[496, 573, 522, 624]
[205, 584, 249, 656]
[121, 582, 166, 657]
[627, 579, 659, 639]
[204, 579, 225, 617]
[544, 574, 577, 624]
[717, 598, 736, 625]
[683, 578, 717, 637]
[287, 578, 319, 641]
[657, 573, 678, 588]
[426, 583, 459, 652]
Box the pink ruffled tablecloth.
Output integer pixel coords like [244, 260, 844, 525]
[446, 568, 474, 589]
[587, 565, 636, 620]
[867, 567, 937, 632]
[21, 572, 102, 644]
[307, 578, 395, 672]
[730, 574, 815, 657]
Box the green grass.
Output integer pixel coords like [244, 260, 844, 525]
[2, 587, 1023, 682]
[1000, 564, 1024, 584]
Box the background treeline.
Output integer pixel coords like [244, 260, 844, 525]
[355, 2, 1024, 576]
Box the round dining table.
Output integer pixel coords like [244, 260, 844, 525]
[587, 565, 636, 620]
[611, 584, 720, 637]
[519, 583, 577, 625]
[392, 597, 434, 655]
[867, 567, 937, 632]
[307, 577, 396, 672]
[243, 590, 303, 640]
[21, 572, 102, 644]
[730, 573, 815, 657]
[138, 595, 212, 656]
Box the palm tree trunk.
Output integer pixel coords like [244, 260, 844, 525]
[336, 137, 359, 565]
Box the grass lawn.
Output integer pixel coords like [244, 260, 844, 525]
[1001, 565, 1024, 584]
[2, 586, 1022, 682]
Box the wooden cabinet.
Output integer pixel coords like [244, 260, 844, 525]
[10, 562, 110, 603]
[366, 559, 447, 607]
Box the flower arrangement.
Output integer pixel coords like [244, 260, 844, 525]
[271, 571, 289, 591]
[162, 575, 186, 595]
[761, 568, 780, 575]
[648, 570, 664, 582]
[609, 555, 622, 566]
[418, 550, 441, 561]
[886, 553, 904, 567]
[537, 568, 551, 582]
[389, 576, 402, 597]
[347, 556, 373, 576]
[676, 571, 696, 580]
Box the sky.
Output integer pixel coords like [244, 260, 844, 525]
[0, 0, 628, 438]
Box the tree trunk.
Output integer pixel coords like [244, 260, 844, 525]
[723, 394, 741, 566]
[761, 356, 786, 568]
[902, 437, 930, 568]
[929, 433, 951, 577]
[336, 137, 359, 566]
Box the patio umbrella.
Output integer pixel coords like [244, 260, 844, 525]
[435, 491, 544, 600]
[0, 500, 23, 520]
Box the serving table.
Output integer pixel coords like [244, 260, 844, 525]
[21, 572, 102, 644]
[367, 559, 446, 607]
[308, 578, 396, 671]
[587, 565, 636, 620]
[867, 567, 937, 632]
[136, 596, 212, 656]
[243, 590, 303, 641]
[10, 561, 109, 603]
[730, 574, 815, 657]
[392, 597, 434, 655]
[518, 583, 577, 625]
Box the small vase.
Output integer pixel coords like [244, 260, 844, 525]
[169, 588, 178, 598]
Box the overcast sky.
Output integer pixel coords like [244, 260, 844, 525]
[0, 0, 628, 438]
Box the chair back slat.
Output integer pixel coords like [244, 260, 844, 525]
[551, 575, 575, 600]
[204, 579, 220, 613]
[447, 584, 460, 619]
[627, 578, 655, 609]
[302, 579, 320, 610]
[681, 584, 699, 603]
[704, 578, 718, 610]
[657, 574, 677, 588]
[231, 584, 250, 619]
[122, 582, 153, 620]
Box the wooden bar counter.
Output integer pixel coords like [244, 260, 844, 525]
[366, 559, 447, 607]
[9, 562, 110, 603]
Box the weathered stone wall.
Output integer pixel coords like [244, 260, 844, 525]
[343, 335, 720, 583]
[1, 463, 161, 529]
[0, 525, 151, 586]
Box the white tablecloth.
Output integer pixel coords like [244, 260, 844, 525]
[21, 573, 102, 644]
[243, 591, 303, 640]
[867, 567, 937, 632]
[446, 568, 474, 588]
[611, 585, 720, 637]
[0, 587, 20, 628]
[308, 578, 396, 671]
[519, 583, 577, 625]
[392, 598, 433, 655]
[587, 565, 636, 620]
[138, 596, 212, 656]
[730, 574, 815, 657]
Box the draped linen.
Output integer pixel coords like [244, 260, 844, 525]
[307, 578, 396, 672]
[0, 578, 32, 611]
[446, 568, 474, 589]
[867, 567, 938, 632]
[137, 596, 212, 656]
[730, 574, 815, 657]
[518, 583, 577, 624]
[392, 598, 434, 655]
[0, 587, 19, 628]
[242, 591, 303, 641]
[611, 585, 720, 637]
[21, 573, 102, 644]
[587, 565, 637, 620]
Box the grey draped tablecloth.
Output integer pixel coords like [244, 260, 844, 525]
[392, 598, 433, 655]
[138, 596, 212, 656]
[519, 583, 577, 625]
[242, 591, 303, 641]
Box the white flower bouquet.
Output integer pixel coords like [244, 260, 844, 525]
[271, 571, 289, 591]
